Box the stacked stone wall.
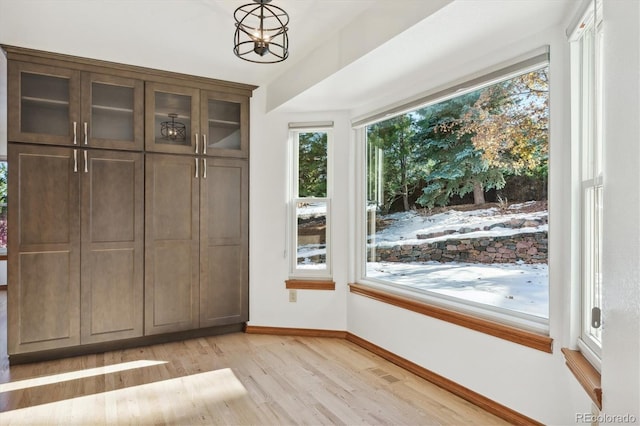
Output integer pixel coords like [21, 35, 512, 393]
[371, 231, 547, 264]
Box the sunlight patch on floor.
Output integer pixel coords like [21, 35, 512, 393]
[0, 360, 168, 393]
[1, 368, 249, 424]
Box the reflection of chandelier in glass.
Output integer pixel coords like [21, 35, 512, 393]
[160, 113, 186, 140]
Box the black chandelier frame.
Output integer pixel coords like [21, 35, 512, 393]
[233, 0, 289, 64]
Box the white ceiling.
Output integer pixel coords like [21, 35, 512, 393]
[0, 0, 578, 113]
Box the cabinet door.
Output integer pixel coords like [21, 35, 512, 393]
[80, 150, 144, 344]
[81, 73, 144, 151]
[199, 158, 249, 327]
[201, 91, 249, 158]
[7, 144, 81, 355]
[8, 61, 81, 145]
[145, 83, 200, 155]
[145, 154, 200, 334]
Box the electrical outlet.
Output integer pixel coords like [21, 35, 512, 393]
[289, 289, 297, 302]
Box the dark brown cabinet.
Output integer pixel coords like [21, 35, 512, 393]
[144, 154, 248, 335]
[4, 45, 253, 362]
[8, 61, 144, 150]
[146, 84, 249, 158]
[8, 144, 144, 354]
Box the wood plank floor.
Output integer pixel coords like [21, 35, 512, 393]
[0, 292, 509, 425]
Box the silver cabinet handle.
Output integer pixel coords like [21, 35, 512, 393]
[73, 121, 77, 145]
[195, 157, 199, 178]
[203, 158, 207, 179]
[73, 149, 78, 173]
[203, 134, 207, 155]
[84, 122, 88, 145]
[84, 150, 88, 173]
[195, 133, 199, 154]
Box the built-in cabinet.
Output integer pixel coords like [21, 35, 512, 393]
[4, 45, 253, 361]
[145, 84, 249, 158]
[8, 145, 144, 354]
[8, 61, 144, 150]
[145, 155, 248, 335]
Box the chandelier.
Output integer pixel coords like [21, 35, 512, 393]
[160, 113, 186, 140]
[234, 0, 289, 63]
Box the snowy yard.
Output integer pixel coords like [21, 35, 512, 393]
[366, 202, 549, 318]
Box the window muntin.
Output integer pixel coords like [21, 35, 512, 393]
[573, 0, 603, 361]
[290, 129, 332, 277]
[361, 64, 549, 324]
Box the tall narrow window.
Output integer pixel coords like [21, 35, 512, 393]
[289, 125, 332, 278]
[0, 160, 7, 255]
[571, 0, 603, 365]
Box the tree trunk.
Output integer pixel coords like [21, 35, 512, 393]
[402, 185, 410, 211]
[473, 181, 486, 205]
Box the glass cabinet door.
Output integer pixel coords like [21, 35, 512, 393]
[145, 83, 200, 155]
[201, 91, 249, 158]
[81, 73, 143, 151]
[8, 61, 80, 145]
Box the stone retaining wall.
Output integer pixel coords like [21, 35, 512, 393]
[371, 231, 547, 264]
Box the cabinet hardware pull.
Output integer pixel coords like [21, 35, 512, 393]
[73, 149, 78, 173]
[73, 121, 77, 145]
[203, 158, 207, 179]
[203, 134, 207, 155]
[84, 150, 88, 173]
[195, 133, 199, 154]
[195, 157, 199, 178]
[84, 122, 88, 145]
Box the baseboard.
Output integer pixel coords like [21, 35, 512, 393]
[245, 325, 542, 426]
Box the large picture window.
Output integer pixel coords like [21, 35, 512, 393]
[361, 57, 549, 324]
[289, 126, 332, 278]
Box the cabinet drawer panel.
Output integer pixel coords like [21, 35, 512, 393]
[152, 244, 196, 327]
[83, 248, 139, 340]
[87, 156, 137, 242]
[205, 165, 242, 242]
[200, 245, 247, 326]
[18, 251, 78, 345]
[17, 152, 74, 246]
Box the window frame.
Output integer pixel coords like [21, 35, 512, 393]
[288, 125, 333, 280]
[352, 49, 552, 335]
[569, 0, 603, 369]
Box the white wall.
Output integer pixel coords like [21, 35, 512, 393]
[248, 88, 351, 331]
[600, 0, 640, 420]
[249, 5, 640, 422]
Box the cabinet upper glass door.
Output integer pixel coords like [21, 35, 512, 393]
[202, 92, 248, 158]
[145, 83, 200, 155]
[8, 62, 80, 145]
[82, 73, 144, 151]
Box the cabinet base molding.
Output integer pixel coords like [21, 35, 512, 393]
[9, 323, 245, 365]
[244, 325, 542, 426]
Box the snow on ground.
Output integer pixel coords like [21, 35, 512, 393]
[366, 204, 549, 318]
[296, 202, 549, 318]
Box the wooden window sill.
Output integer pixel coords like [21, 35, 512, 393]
[561, 348, 602, 409]
[349, 283, 553, 353]
[286, 279, 335, 290]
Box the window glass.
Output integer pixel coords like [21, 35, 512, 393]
[291, 130, 331, 277]
[0, 161, 6, 253]
[365, 66, 549, 320]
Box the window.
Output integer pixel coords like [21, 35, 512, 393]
[288, 124, 332, 279]
[357, 52, 550, 329]
[571, 0, 603, 367]
[0, 160, 6, 255]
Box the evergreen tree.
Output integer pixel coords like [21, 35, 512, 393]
[298, 132, 327, 197]
[413, 92, 505, 208]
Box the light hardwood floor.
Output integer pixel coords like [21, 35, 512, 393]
[0, 291, 508, 425]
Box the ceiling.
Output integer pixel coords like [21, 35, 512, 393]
[0, 0, 578, 113]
